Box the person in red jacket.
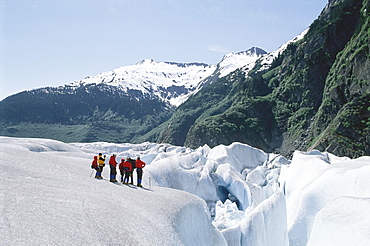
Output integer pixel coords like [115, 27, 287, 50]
[118, 158, 125, 183]
[135, 157, 146, 187]
[109, 154, 118, 182]
[91, 156, 99, 178]
[123, 158, 133, 184]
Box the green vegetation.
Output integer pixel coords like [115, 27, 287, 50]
[0, 122, 89, 143]
[0, 83, 174, 143]
[151, 70, 244, 146]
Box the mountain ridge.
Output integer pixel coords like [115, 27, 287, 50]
[0, 47, 267, 143]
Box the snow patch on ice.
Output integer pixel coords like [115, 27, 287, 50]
[281, 150, 370, 246]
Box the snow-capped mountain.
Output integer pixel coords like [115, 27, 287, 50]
[218, 47, 267, 77]
[65, 47, 267, 107]
[69, 60, 216, 107]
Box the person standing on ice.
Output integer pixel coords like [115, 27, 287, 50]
[96, 153, 106, 179]
[128, 157, 136, 185]
[118, 158, 125, 183]
[123, 158, 132, 184]
[91, 156, 100, 178]
[135, 157, 146, 187]
[109, 154, 118, 182]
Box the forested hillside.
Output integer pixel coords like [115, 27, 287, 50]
[0, 84, 173, 143]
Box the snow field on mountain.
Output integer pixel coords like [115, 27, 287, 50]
[218, 48, 265, 78]
[70, 60, 217, 107]
[64, 47, 268, 108]
[256, 28, 309, 72]
[1, 136, 370, 245]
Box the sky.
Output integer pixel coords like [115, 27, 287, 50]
[0, 0, 328, 100]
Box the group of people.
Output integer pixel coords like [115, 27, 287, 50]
[91, 153, 146, 187]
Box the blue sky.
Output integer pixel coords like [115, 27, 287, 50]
[1, 0, 328, 100]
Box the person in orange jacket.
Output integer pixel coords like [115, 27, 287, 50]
[96, 153, 106, 179]
[122, 158, 133, 184]
[135, 157, 146, 187]
[118, 158, 125, 183]
[109, 154, 118, 182]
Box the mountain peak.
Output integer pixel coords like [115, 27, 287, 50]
[218, 47, 267, 77]
[223, 47, 267, 59]
[236, 47, 267, 57]
[247, 47, 268, 56]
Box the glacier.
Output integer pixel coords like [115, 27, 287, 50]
[1, 136, 369, 245]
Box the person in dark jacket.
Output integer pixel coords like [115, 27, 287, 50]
[127, 157, 136, 185]
[119, 158, 125, 183]
[109, 154, 118, 182]
[135, 157, 146, 187]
